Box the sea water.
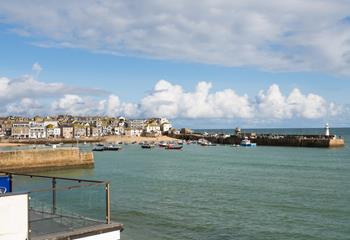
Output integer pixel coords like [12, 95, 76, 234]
[5, 128, 350, 240]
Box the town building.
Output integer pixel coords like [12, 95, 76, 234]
[11, 122, 30, 139]
[29, 122, 46, 139]
[61, 125, 74, 139]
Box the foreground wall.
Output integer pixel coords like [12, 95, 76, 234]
[0, 148, 94, 171]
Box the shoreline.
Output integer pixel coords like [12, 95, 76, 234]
[0, 142, 28, 147]
[0, 135, 177, 146]
[102, 135, 177, 144]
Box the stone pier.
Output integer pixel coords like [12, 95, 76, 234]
[0, 147, 94, 171]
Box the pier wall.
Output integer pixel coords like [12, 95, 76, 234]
[171, 134, 345, 148]
[0, 148, 94, 171]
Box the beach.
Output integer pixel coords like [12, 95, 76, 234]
[102, 135, 177, 144]
[0, 142, 27, 147]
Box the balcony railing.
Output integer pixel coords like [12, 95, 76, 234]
[0, 171, 118, 239]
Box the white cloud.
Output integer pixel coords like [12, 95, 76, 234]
[0, 73, 342, 124]
[32, 62, 42, 76]
[255, 84, 338, 120]
[51, 95, 106, 116]
[1, 1, 350, 74]
[6, 98, 43, 115]
[107, 95, 139, 117]
[139, 80, 336, 121]
[0, 74, 108, 102]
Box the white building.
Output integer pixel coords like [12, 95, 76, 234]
[144, 123, 161, 133]
[114, 126, 125, 135]
[47, 127, 61, 138]
[161, 122, 172, 133]
[29, 122, 46, 139]
[124, 128, 142, 137]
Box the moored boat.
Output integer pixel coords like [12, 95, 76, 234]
[240, 137, 257, 147]
[104, 144, 122, 151]
[165, 144, 183, 150]
[141, 143, 155, 149]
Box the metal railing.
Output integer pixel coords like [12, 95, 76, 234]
[1, 171, 111, 238]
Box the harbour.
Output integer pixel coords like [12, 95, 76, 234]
[1, 127, 348, 240]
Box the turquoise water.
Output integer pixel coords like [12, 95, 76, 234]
[4, 128, 350, 239]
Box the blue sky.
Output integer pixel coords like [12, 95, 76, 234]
[0, 1, 350, 128]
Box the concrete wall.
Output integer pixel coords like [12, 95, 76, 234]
[171, 133, 345, 148]
[329, 138, 345, 147]
[0, 148, 94, 171]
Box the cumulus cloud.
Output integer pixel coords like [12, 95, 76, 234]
[255, 85, 340, 120]
[1, 1, 350, 74]
[0, 73, 342, 124]
[140, 80, 254, 119]
[140, 80, 339, 121]
[51, 95, 106, 116]
[6, 98, 43, 115]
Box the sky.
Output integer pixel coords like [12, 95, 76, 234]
[0, 0, 350, 128]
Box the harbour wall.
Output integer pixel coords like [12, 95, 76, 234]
[0, 148, 94, 171]
[172, 134, 345, 148]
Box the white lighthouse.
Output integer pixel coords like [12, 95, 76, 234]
[324, 123, 330, 137]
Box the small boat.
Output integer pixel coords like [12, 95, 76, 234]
[165, 144, 183, 150]
[92, 145, 104, 151]
[131, 141, 137, 144]
[240, 137, 257, 147]
[141, 143, 155, 149]
[200, 141, 216, 146]
[104, 144, 122, 151]
[177, 140, 185, 145]
[159, 142, 167, 147]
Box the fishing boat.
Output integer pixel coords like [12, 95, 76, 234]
[240, 137, 257, 147]
[165, 144, 183, 150]
[159, 141, 167, 147]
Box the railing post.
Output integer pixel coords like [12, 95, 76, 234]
[105, 183, 110, 224]
[52, 178, 56, 214]
[9, 173, 13, 192]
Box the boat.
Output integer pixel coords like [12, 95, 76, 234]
[141, 143, 155, 149]
[200, 140, 216, 146]
[177, 140, 185, 145]
[240, 137, 257, 147]
[92, 145, 104, 151]
[104, 144, 122, 151]
[159, 141, 167, 147]
[165, 144, 183, 150]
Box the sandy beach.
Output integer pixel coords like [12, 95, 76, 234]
[0, 142, 27, 147]
[103, 135, 177, 144]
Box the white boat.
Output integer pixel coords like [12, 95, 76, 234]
[240, 137, 257, 147]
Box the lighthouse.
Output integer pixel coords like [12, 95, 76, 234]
[324, 123, 330, 137]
